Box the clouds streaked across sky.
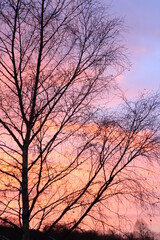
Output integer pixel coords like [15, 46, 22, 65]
[109, 0, 160, 98]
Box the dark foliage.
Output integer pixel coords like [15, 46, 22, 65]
[0, 225, 155, 240]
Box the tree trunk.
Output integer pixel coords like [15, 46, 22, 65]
[22, 147, 30, 240]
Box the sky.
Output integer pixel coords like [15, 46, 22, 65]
[0, 0, 160, 236]
[107, 0, 160, 99]
[103, 0, 160, 233]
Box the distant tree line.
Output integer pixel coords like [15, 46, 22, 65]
[0, 219, 156, 240]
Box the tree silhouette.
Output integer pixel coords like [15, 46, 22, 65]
[134, 219, 154, 240]
[0, 1, 160, 240]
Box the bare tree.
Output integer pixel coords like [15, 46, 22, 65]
[0, 1, 159, 240]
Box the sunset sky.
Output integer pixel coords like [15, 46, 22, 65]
[0, 0, 160, 237]
[109, 0, 160, 99]
[106, 0, 160, 233]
